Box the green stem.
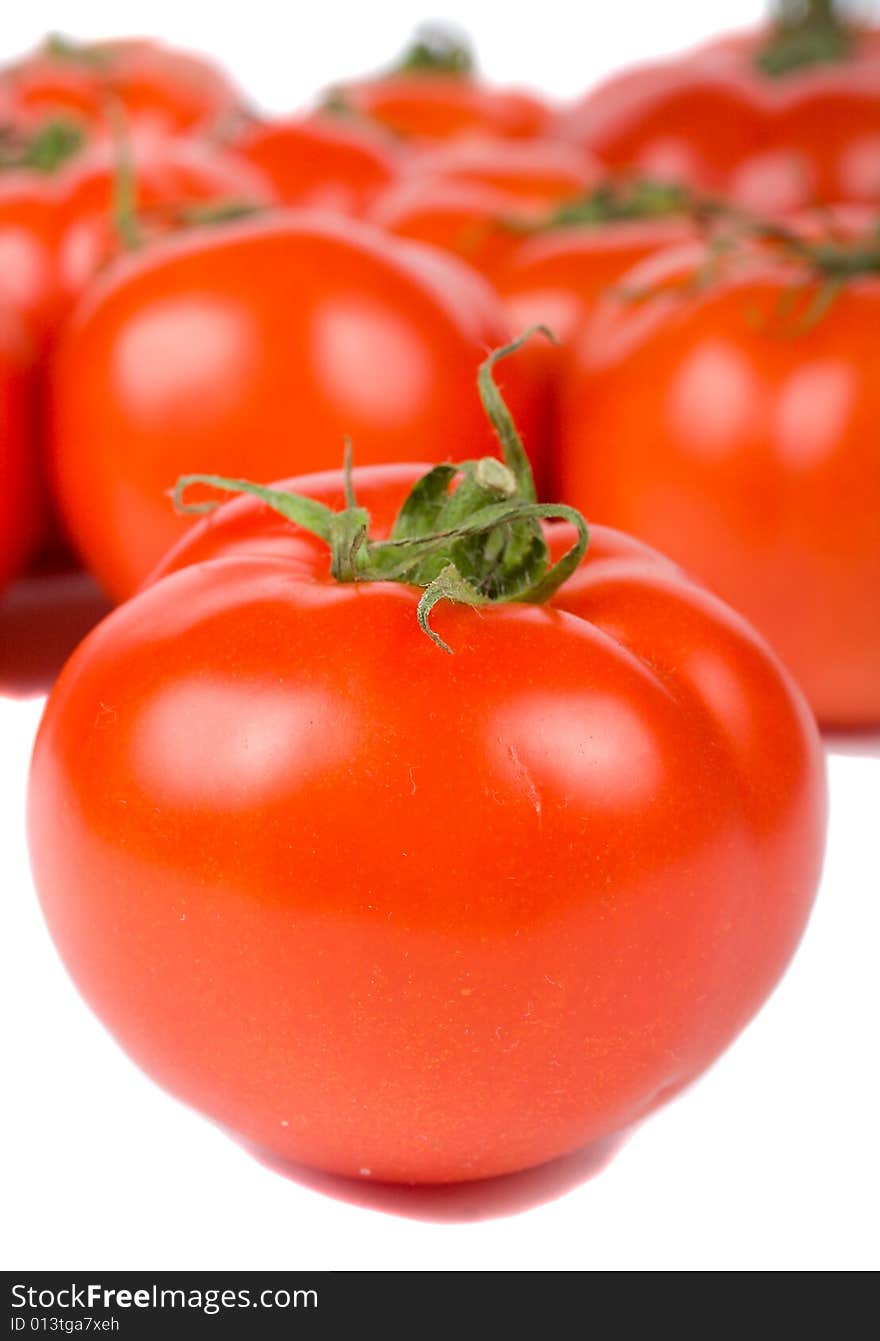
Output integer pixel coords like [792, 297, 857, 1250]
[390, 25, 474, 78]
[105, 100, 142, 251]
[0, 118, 84, 173]
[757, 0, 855, 76]
[173, 331, 589, 654]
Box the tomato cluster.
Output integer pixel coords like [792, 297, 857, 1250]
[4, 7, 876, 1188]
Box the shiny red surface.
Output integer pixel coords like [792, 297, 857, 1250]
[0, 309, 42, 591]
[558, 44, 880, 212]
[1, 37, 242, 135]
[0, 174, 64, 347]
[49, 215, 540, 599]
[234, 117, 398, 214]
[51, 131, 274, 306]
[558, 247, 880, 726]
[326, 75, 551, 143]
[29, 463, 826, 1184]
[368, 138, 600, 276]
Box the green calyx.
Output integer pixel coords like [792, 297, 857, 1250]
[757, 0, 855, 76]
[173, 329, 589, 655]
[542, 179, 696, 231]
[390, 25, 475, 78]
[0, 118, 84, 173]
[42, 33, 113, 69]
[746, 213, 880, 278]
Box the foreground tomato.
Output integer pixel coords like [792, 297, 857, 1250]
[1, 35, 242, 136]
[29, 348, 825, 1184]
[558, 3, 880, 212]
[50, 214, 539, 599]
[322, 26, 550, 144]
[0, 307, 42, 590]
[559, 231, 880, 727]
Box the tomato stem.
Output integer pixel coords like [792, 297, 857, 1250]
[389, 25, 475, 78]
[173, 331, 589, 654]
[539, 180, 697, 232]
[0, 118, 84, 173]
[757, 0, 855, 76]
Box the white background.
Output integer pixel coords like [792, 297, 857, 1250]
[2, 0, 879, 1273]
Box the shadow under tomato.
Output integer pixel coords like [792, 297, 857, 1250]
[0, 569, 110, 698]
[822, 728, 880, 760]
[243, 1130, 626, 1224]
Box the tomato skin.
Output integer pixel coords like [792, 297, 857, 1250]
[400, 137, 600, 204]
[233, 117, 398, 214]
[558, 47, 880, 212]
[49, 215, 540, 599]
[28, 463, 826, 1184]
[51, 130, 275, 308]
[1, 37, 242, 136]
[0, 308, 43, 590]
[558, 249, 880, 727]
[326, 75, 551, 144]
[369, 177, 529, 276]
[0, 175, 65, 348]
[369, 139, 600, 277]
[484, 217, 697, 452]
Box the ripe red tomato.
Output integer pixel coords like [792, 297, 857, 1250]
[52, 129, 274, 309]
[558, 20, 880, 212]
[28, 443, 826, 1184]
[0, 307, 42, 590]
[49, 215, 540, 599]
[322, 27, 550, 144]
[1, 36, 243, 136]
[232, 116, 398, 214]
[0, 173, 64, 347]
[495, 215, 697, 347]
[558, 238, 880, 727]
[401, 138, 600, 204]
[369, 139, 601, 275]
[369, 177, 531, 275]
[490, 201, 698, 434]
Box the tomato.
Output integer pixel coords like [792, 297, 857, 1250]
[495, 214, 697, 348]
[322, 27, 550, 143]
[0, 307, 42, 590]
[369, 139, 600, 275]
[0, 172, 64, 347]
[232, 116, 398, 214]
[1, 36, 242, 136]
[28, 394, 826, 1183]
[558, 236, 880, 727]
[369, 177, 531, 275]
[496, 211, 700, 455]
[52, 129, 275, 309]
[49, 214, 541, 600]
[401, 138, 599, 204]
[557, 8, 880, 212]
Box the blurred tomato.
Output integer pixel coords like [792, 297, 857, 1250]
[232, 116, 398, 214]
[558, 13, 880, 211]
[558, 234, 880, 726]
[0, 307, 42, 590]
[52, 129, 274, 308]
[321, 26, 550, 143]
[1, 35, 243, 136]
[0, 173, 63, 346]
[50, 214, 541, 599]
[369, 138, 600, 274]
